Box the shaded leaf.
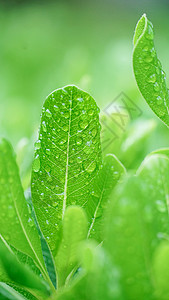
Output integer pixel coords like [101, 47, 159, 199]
[104, 152, 169, 300]
[55, 206, 87, 287]
[31, 85, 102, 253]
[0, 240, 50, 295]
[133, 14, 169, 126]
[0, 139, 50, 284]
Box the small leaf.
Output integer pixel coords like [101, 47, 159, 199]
[133, 14, 169, 126]
[31, 85, 102, 253]
[87, 154, 126, 241]
[0, 139, 50, 285]
[0, 282, 27, 300]
[0, 240, 49, 294]
[55, 241, 122, 300]
[55, 206, 87, 287]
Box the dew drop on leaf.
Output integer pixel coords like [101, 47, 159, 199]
[33, 155, 40, 172]
[80, 120, 88, 129]
[46, 109, 52, 118]
[147, 74, 156, 83]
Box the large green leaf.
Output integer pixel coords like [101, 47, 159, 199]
[0, 139, 51, 286]
[0, 241, 49, 295]
[87, 154, 126, 241]
[133, 14, 169, 126]
[55, 206, 87, 287]
[31, 85, 102, 253]
[105, 152, 169, 300]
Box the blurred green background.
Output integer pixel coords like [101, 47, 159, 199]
[1, 0, 169, 176]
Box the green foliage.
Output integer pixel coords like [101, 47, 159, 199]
[31, 85, 102, 254]
[1, 13, 169, 300]
[55, 206, 87, 287]
[133, 14, 169, 127]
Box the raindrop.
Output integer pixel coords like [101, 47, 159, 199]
[147, 74, 156, 83]
[35, 140, 41, 150]
[156, 96, 163, 105]
[76, 136, 83, 145]
[83, 161, 96, 173]
[144, 56, 153, 63]
[146, 25, 154, 40]
[80, 120, 88, 129]
[42, 121, 47, 132]
[154, 82, 160, 92]
[46, 109, 52, 118]
[33, 155, 40, 172]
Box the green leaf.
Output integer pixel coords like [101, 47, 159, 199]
[31, 85, 102, 253]
[0, 139, 51, 286]
[133, 14, 169, 126]
[25, 191, 57, 289]
[55, 206, 87, 287]
[153, 241, 169, 300]
[0, 240, 50, 295]
[54, 241, 122, 300]
[87, 154, 126, 241]
[0, 283, 27, 300]
[120, 119, 156, 169]
[104, 153, 169, 299]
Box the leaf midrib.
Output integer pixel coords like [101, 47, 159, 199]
[62, 89, 73, 219]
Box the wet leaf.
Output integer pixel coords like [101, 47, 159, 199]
[0, 139, 50, 285]
[31, 85, 102, 254]
[87, 154, 126, 241]
[133, 14, 169, 127]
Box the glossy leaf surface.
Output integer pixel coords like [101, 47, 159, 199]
[31, 85, 102, 253]
[133, 14, 169, 126]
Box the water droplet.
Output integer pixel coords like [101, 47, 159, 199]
[86, 140, 92, 146]
[150, 48, 156, 57]
[88, 109, 94, 116]
[80, 120, 88, 130]
[46, 220, 49, 225]
[147, 74, 156, 83]
[146, 24, 154, 40]
[76, 137, 83, 145]
[77, 97, 83, 102]
[91, 128, 97, 137]
[46, 149, 51, 155]
[144, 56, 153, 63]
[35, 140, 41, 150]
[154, 82, 160, 91]
[64, 112, 69, 118]
[143, 45, 149, 52]
[28, 218, 34, 227]
[63, 124, 69, 132]
[54, 105, 58, 111]
[42, 121, 47, 132]
[33, 155, 40, 172]
[156, 200, 166, 213]
[46, 109, 52, 118]
[83, 161, 96, 173]
[156, 96, 163, 105]
[161, 70, 166, 80]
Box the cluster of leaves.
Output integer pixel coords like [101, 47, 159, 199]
[1, 14, 169, 300]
